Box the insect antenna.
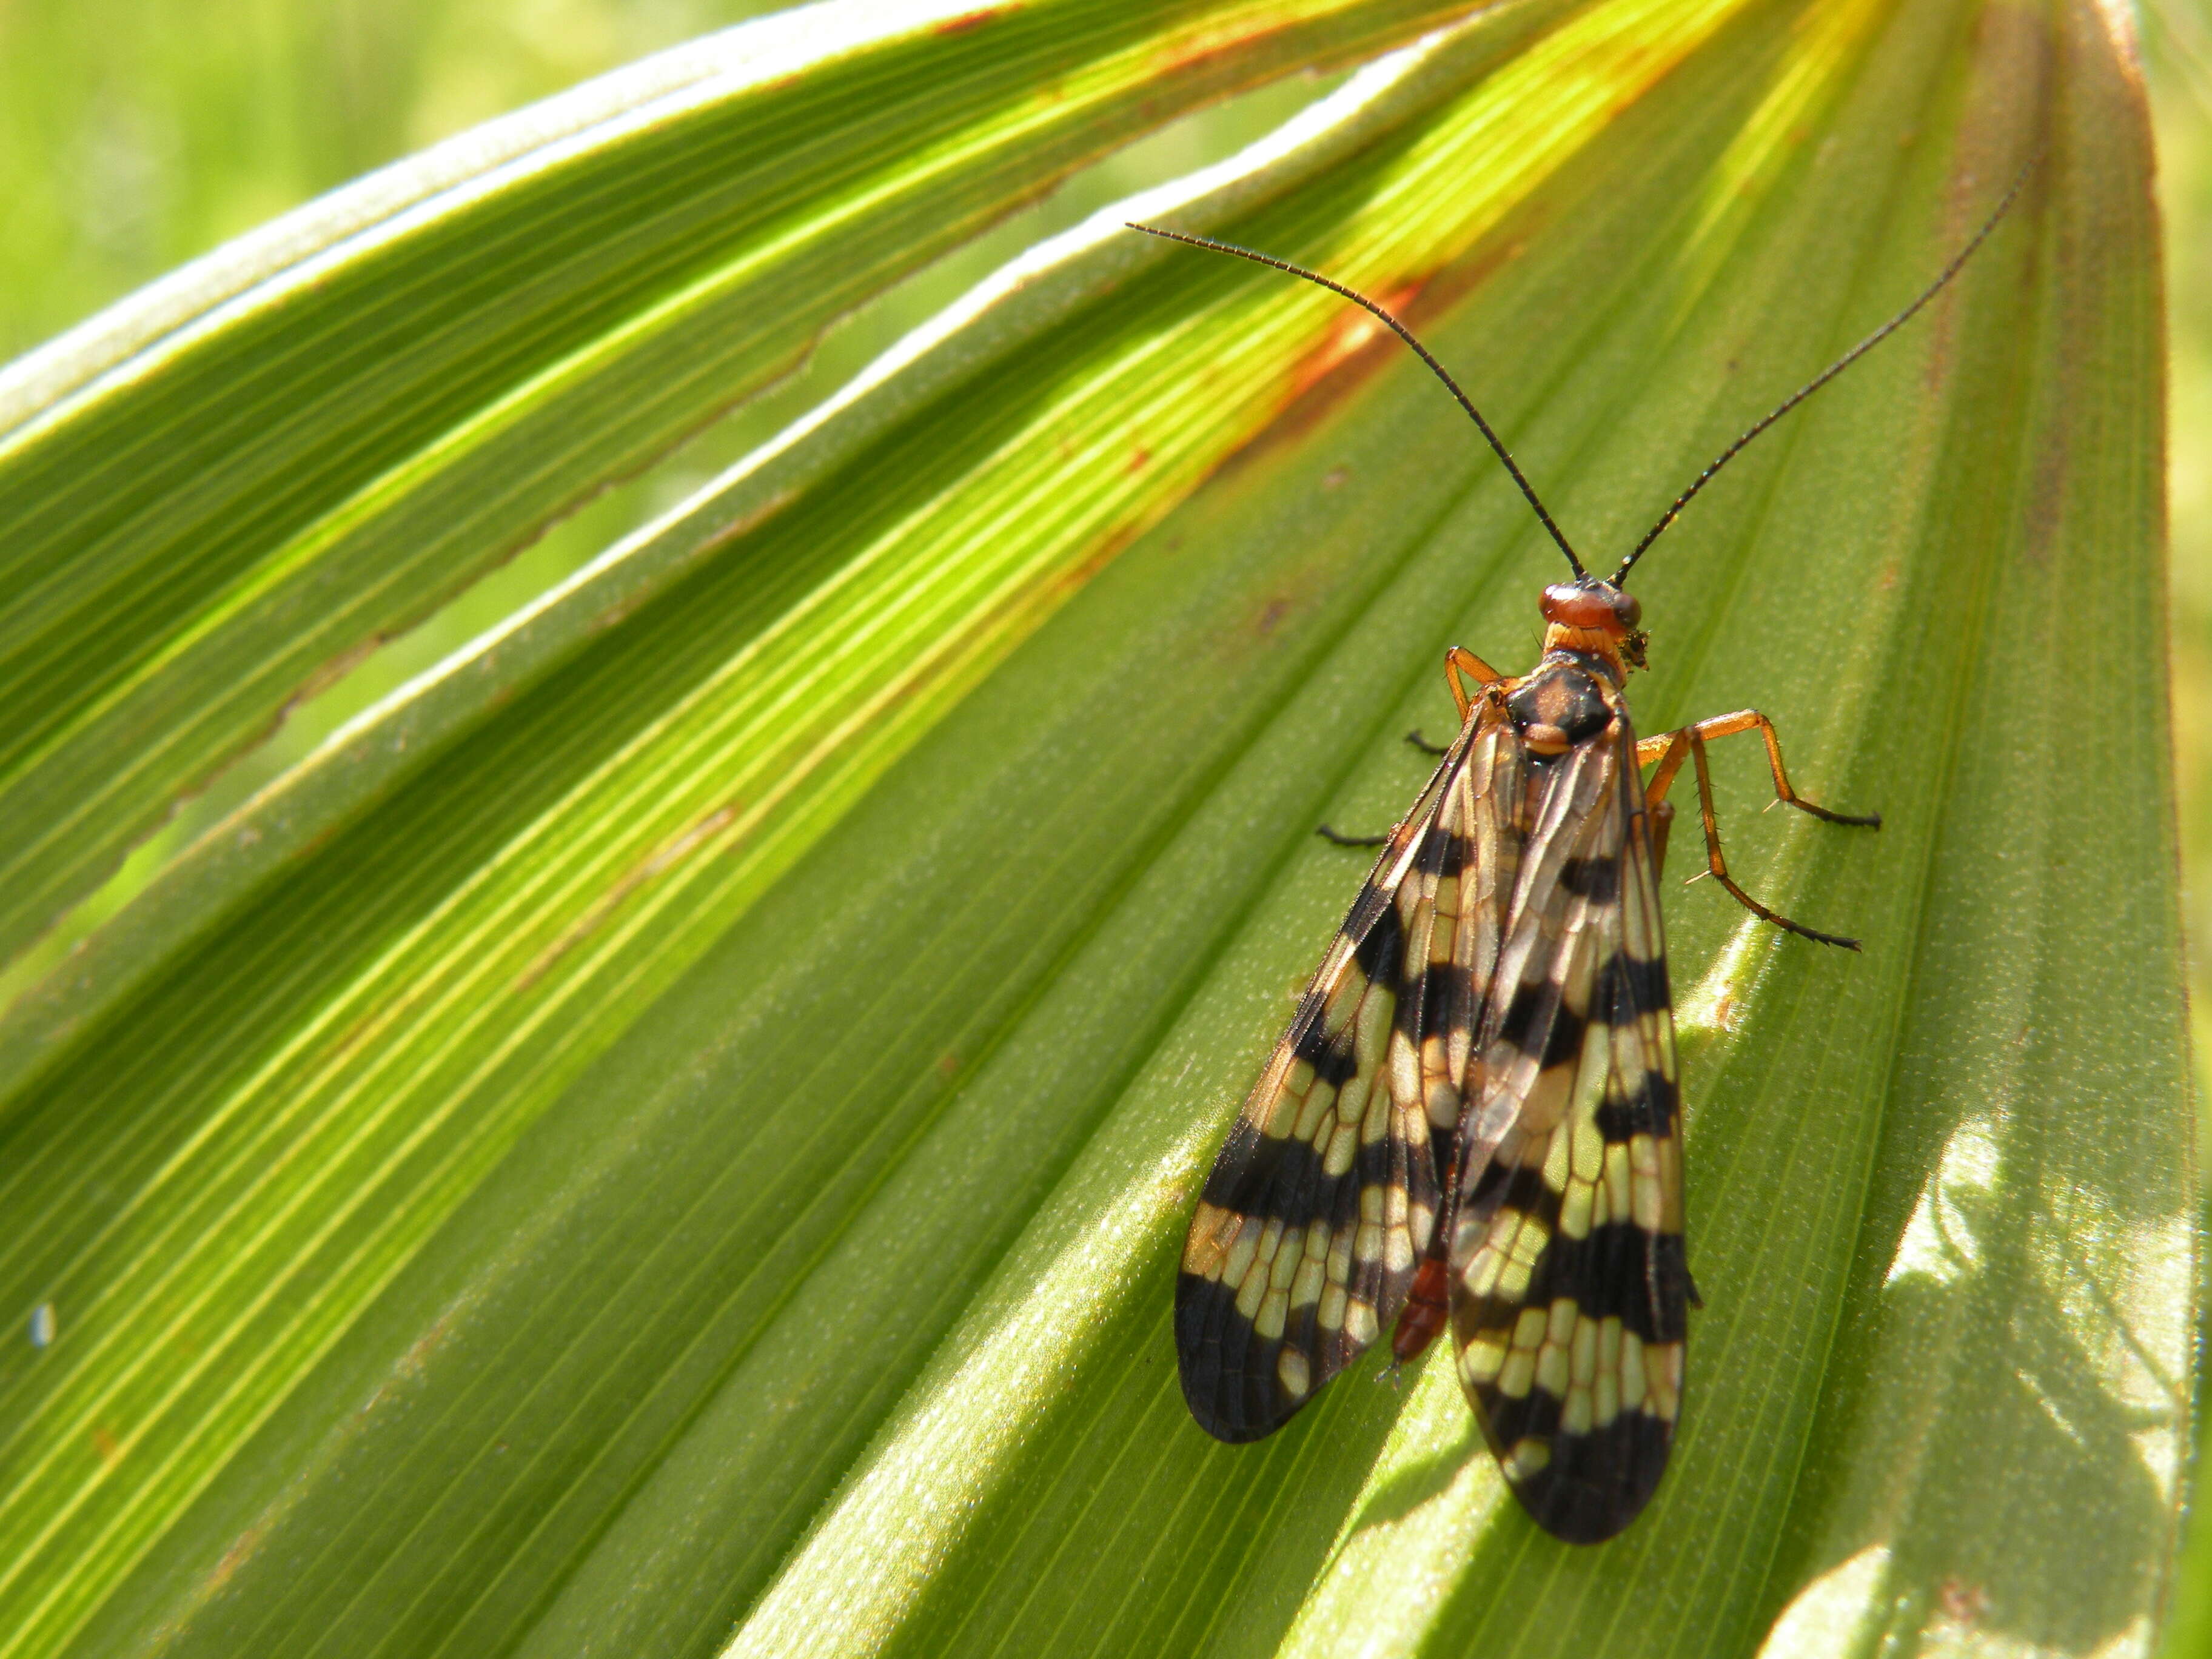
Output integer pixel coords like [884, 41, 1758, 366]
[1610, 154, 2037, 586]
[1127, 221, 1588, 582]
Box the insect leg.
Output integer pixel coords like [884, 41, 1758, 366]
[1672, 709, 1880, 826]
[1414, 648, 1506, 754]
[1637, 728, 1691, 805]
[1443, 648, 1504, 722]
[1326, 657, 1498, 844]
[1677, 729, 1862, 950]
[1646, 798, 1675, 876]
[1635, 728, 1695, 876]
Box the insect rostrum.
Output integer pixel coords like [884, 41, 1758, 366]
[1133, 159, 2028, 1545]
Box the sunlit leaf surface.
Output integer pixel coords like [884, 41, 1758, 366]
[0, 1, 2187, 1656]
[0, 0, 1497, 976]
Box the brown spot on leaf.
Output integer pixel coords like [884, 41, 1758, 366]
[332, 1012, 380, 1058]
[934, 8, 1006, 36]
[1051, 521, 1139, 598]
[1151, 15, 1284, 81]
[1939, 1577, 1989, 1625]
[204, 1520, 272, 1594]
[1285, 280, 1429, 406]
[1220, 228, 1541, 474]
[395, 1310, 461, 1381]
[2021, 424, 2069, 568]
[516, 803, 743, 990]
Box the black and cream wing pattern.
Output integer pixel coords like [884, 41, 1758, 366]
[1176, 673, 1692, 1543]
[1176, 715, 1526, 1440]
[1445, 688, 1692, 1543]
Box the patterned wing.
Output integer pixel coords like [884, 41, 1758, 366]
[1178, 716, 1525, 1441]
[1446, 699, 1691, 1541]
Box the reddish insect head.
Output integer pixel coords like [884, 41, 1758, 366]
[1540, 581, 1640, 632]
[1540, 581, 1647, 670]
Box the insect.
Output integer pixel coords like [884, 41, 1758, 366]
[1137, 161, 2029, 1543]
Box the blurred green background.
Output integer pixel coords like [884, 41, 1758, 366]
[0, 0, 2202, 1637]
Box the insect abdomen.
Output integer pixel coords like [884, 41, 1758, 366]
[1390, 1255, 1450, 1364]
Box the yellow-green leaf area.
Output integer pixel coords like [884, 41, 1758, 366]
[0, 1, 2186, 1657]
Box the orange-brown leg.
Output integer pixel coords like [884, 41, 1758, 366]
[1637, 713, 1874, 950]
[1637, 728, 1692, 811]
[1647, 798, 1675, 877]
[1640, 709, 1879, 826]
[1684, 731, 1861, 949]
[1408, 648, 1506, 758]
[1444, 646, 1505, 723]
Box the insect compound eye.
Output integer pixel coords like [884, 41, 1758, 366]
[1611, 591, 1643, 631]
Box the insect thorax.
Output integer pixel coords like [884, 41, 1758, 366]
[1503, 655, 1618, 757]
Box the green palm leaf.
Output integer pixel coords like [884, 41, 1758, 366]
[0, 1, 2188, 1655]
